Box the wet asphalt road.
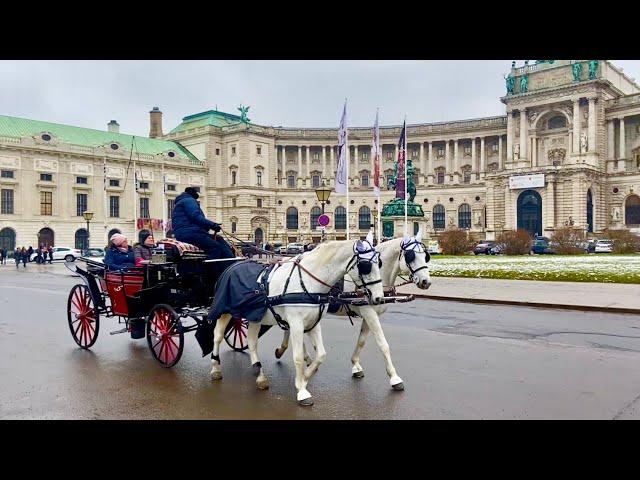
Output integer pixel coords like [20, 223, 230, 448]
[2, 263, 640, 419]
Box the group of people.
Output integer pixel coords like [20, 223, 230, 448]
[104, 187, 235, 271]
[0, 245, 53, 269]
[34, 245, 54, 264]
[0, 247, 7, 265]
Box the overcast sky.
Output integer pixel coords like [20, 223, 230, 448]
[1, 60, 639, 136]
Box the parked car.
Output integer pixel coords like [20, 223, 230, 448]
[474, 240, 496, 255]
[279, 245, 288, 254]
[271, 242, 283, 254]
[427, 240, 442, 255]
[489, 243, 505, 255]
[84, 248, 105, 257]
[304, 243, 317, 251]
[531, 237, 554, 254]
[286, 243, 305, 254]
[30, 246, 82, 262]
[594, 239, 614, 253]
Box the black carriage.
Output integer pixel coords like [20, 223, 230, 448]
[66, 238, 266, 368]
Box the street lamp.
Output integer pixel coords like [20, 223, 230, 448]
[315, 180, 332, 242]
[372, 207, 379, 244]
[82, 211, 94, 254]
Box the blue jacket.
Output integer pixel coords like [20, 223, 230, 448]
[104, 246, 136, 270]
[171, 192, 219, 237]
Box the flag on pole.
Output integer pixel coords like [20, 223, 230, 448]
[335, 101, 348, 195]
[395, 120, 407, 200]
[372, 109, 381, 197]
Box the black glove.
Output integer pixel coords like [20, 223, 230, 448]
[212, 223, 222, 233]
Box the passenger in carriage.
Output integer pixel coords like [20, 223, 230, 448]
[133, 231, 155, 266]
[104, 233, 136, 271]
[171, 187, 234, 260]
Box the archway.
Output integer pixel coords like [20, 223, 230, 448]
[254, 228, 264, 244]
[587, 189, 594, 233]
[38, 227, 54, 247]
[0, 227, 16, 252]
[517, 190, 542, 236]
[75, 228, 89, 251]
[626, 194, 640, 226]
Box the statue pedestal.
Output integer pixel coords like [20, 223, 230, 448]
[380, 198, 426, 239]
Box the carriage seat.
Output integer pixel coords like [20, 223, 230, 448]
[157, 238, 206, 261]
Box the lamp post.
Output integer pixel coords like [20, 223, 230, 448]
[315, 180, 332, 242]
[372, 207, 379, 244]
[82, 211, 94, 254]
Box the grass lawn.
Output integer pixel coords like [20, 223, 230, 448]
[429, 254, 640, 284]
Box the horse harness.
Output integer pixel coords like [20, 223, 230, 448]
[260, 241, 381, 333]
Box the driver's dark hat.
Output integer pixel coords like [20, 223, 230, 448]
[184, 187, 200, 199]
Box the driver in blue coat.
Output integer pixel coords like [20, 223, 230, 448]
[171, 187, 234, 260]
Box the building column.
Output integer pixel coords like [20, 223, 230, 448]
[498, 135, 503, 170]
[297, 146, 302, 187]
[394, 144, 398, 164]
[353, 145, 358, 170]
[519, 108, 527, 163]
[281, 145, 286, 184]
[572, 99, 581, 155]
[427, 142, 433, 184]
[305, 145, 311, 178]
[480, 137, 485, 179]
[531, 136, 537, 167]
[619, 117, 626, 171]
[471, 138, 477, 177]
[453, 139, 459, 182]
[444, 141, 451, 181]
[330, 146, 335, 185]
[322, 146, 326, 179]
[506, 111, 513, 163]
[607, 120, 615, 165]
[419, 142, 425, 184]
[588, 97, 597, 154]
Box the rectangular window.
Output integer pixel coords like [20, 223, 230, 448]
[76, 193, 87, 217]
[140, 197, 150, 218]
[166, 184, 176, 191]
[438, 148, 445, 156]
[257, 146, 262, 155]
[40, 173, 53, 182]
[361, 175, 369, 187]
[1, 189, 14, 214]
[109, 179, 120, 187]
[40, 191, 52, 215]
[232, 198, 237, 208]
[257, 171, 262, 186]
[363, 152, 369, 160]
[313, 152, 319, 160]
[1, 170, 14, 179]
[216, 148, 220, 155]
[76, 176, 88, 184]
[287, 175, 295, 188]
[110, 196, 120, 218]
[257, 198, 263, 208]
[411, 150, 418, 158]
[231, 146, 236, 155]
[492, 143, 499, 152]
[139, 181, 149, 190]
[437, 171, 445, 184]
[463, 171, 471, 184]
[167, 199, 175, 217]
[231, 221, 237, 233]
[312, 175, 320, 188]
[464, 146, 472, 155]
[386, 151, 393, 160]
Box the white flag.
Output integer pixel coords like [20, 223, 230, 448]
[372, 109, 380, 197]
[335, 101, 348, 195]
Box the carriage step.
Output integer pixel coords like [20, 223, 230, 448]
[110, 327, 129, 335]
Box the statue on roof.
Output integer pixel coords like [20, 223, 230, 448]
[588, 60, 599, 80]
[238, 104, 251, 123]
[505, 74, 515, 95]
[520, 74, 529, 93]
[572, 62, 583, 82]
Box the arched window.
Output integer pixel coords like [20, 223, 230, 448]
[0, 227, 16, 252]
[286, 207, 298, 230]
[38, 227, 54, 247]
[458, 204, 471, 229]
[75, 229, 89, 250]
[433, 205, 445, 230]
[626, 195, 640, 226]
[335, 206, 347, 230]
[548, 115, 567, 129]
[358, 206, 371, 230]
[310, 206, 322, 230]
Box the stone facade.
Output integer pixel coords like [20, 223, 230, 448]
[2, 60, 640, 252]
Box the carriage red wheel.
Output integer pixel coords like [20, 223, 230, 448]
[146, 304, 184, 368]
[224, 317, 249, 352]
[67, 284, 100, 349]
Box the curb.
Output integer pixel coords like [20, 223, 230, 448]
[407, 293, 640, 315]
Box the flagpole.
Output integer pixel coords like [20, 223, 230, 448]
[103, 156, 108, 246]
[132, 137, 138, 241]
[345, 98, 350, 241]
[374, 108, 381, 243]
[404, 116, 408, 237]
[161, 164, 167, 239]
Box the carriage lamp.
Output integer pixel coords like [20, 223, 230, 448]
[82, 211, 94, 253]
[314, 181, 332, 215]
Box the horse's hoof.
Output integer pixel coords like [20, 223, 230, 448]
[210, 371, 223, 381]
[298, 397, 314, 407]
[275, 348, 283, 359]
[352, 371, 365, 379]
[256, 380, 269, 390]
[391, 382, 405, 391]
[252, 362, 262, 376]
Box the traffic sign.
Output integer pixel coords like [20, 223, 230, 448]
[318, 214, 330, 227]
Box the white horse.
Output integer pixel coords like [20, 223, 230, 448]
[209, 237, 385, 406]
[274, 229, 432, 391]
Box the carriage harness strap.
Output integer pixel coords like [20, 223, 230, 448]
[260, 242, 381, 333]
[398, 239, 430, 279]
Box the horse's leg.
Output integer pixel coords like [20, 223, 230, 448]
[350, 317, 370, 379]
[210, 314, 231, 380]
[290, 315, 313, 406]
[303, 324, 326, 381]
[303, 338, 313, 366]
[247, 321, 269, 390]
[360, 307, 404, 390]
[275, 329, 289, 359]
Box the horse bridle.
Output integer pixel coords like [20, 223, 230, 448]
[345, 240, 382, 300]
[399, 239, 430, 281]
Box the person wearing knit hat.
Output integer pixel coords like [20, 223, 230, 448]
[171, 187, 234, 259]
[104, 232, 136, 270]
[133, 232, 155, 266]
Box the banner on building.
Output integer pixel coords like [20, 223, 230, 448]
[509, 173, 545, 189]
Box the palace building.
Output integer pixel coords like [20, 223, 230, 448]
[1, 60, 640, 252]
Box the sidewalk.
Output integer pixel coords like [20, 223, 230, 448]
[397, 277, 640, 313]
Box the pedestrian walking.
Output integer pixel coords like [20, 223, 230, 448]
[21, 247, 28, 268]
[0, 247, 5, 265]
[35, 246, 42, 264]
[48, 246, 54, 264]
[27, 246, 33, 262]
[15, 247, 21, 269]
